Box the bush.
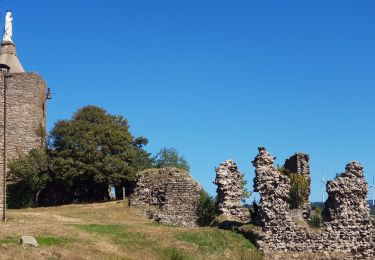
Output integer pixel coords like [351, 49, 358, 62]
[309, 207, 323, 228]
[196, 190, 217, 226]
[288, 173, 310, 209]
[7, 149, 50, 208]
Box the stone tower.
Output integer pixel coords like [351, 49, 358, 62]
[0, 12, 47, 221]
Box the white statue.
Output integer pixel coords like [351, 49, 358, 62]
[3, 11, 13, 42]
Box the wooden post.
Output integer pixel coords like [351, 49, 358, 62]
[122, 187, 126, 203]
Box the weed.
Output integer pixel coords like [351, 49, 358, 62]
[161, 248, 187, 260]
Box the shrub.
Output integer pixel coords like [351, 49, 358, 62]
[309, 207, 323, 228]
[196, 190, 217, 226]
[7, 149, 50, 208]
[277, 165, 289, 175]
[288, 173, 309, 209]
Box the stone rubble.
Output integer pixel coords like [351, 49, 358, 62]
[250, 147, 375, 259]
[129, 167, 201, 227]
[214, 160, 250, 222]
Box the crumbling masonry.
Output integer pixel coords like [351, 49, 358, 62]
[251, 147, 375, 259]
[129, 168, 201, 227]
[214, 160, 250, 222]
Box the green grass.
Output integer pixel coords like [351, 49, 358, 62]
[0, 236, 73, 247]
[36, 236, 73, 246]
[76, 224, 185, 259]
[160, 248, 189, 260]
[75, 224, 125, 236]
[75, 224, 149, 247]
[0, 236, 18, 245]
[176, 229, 255, 254]
[146, 222, 180, 228]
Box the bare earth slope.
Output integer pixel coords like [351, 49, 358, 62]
[0, 201, 260, 260]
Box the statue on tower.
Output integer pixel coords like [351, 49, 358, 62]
[3, 11, 13, 42]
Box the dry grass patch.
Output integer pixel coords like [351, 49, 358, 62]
[0, 201, 260, 259]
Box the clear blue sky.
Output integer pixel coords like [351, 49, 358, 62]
[3, 0, 375, 202]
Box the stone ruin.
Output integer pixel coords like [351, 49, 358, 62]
[128, 148, 375, 258]
[249, 147, 375, 259]
[129, 167, 201, 227]
[252, 147, 294, 231]
[214, 160, 250, 222]
[284, 153, 311, 219]
[323, 161, 374, 257]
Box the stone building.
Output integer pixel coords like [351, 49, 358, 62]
[129, 168, 201, 227]
[0, 14, 47, 221]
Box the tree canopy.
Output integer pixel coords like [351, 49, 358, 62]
[8, 106, 152, 207]
[153, 147, 190, 171]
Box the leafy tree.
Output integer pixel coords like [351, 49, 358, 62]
[47, 106, 152, 203]
[239, 173, 251, 202]
[153, 147, 190, 171]
[288, 173, 310, 209]
[8, 149, 51, 208]
[197, 190, 217, 226]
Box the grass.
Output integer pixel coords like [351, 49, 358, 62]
[146, 222, 180, 228]
[75, 223, 151, 248]
[75, 224, 125, 236]
[36, 236, 73, 246]
[0, 236, 18, 245]
[0, 235, 73, 248]
[176, 229, 255, 254]
[0, 201, 261, 259]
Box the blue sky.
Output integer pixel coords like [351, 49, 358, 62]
[3, 0, 375, 202]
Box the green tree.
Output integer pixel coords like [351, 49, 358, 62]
[239, 173, 251, 202]
[8, 149, 51, 208]
[196, 190, 217, 226]
[288, 173, 310, 209]
[153, 147, 190, 171]
[48, 106, 152, 202]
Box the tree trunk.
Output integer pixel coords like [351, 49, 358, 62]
[35, 190, 41, 206]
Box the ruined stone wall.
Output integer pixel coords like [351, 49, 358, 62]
[251, 147, 375, 259]
[130, 168, 201, 227]
[323, 161, 375, 257]
[214, 160, 250, 222]
[0, 72, 46, 220]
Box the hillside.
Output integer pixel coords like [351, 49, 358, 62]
[0, 201, 261, 260]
